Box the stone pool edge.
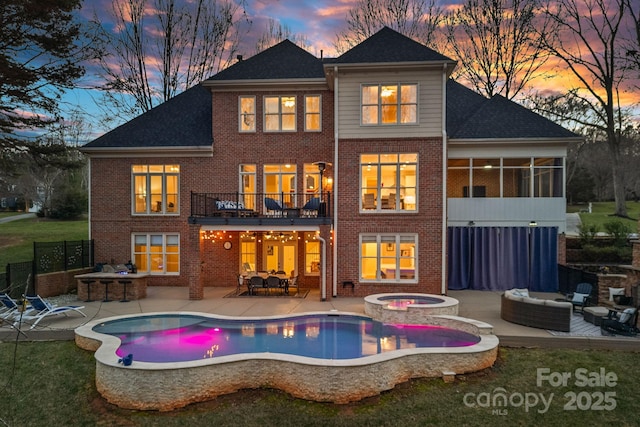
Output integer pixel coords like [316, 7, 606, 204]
[75, 311, 499, 411]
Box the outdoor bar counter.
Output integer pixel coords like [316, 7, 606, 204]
[75, 272, 148, 302]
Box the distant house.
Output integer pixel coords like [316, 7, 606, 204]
[80, 27, 580, 299]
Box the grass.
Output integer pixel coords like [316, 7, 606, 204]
[0, 217, 88, 270]
[0, 342, 638, 426]
[567, 201, 640, 233]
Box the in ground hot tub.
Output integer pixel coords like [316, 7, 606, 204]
[364, 293, 460, 324]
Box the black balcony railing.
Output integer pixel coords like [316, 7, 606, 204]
[190, 191, 331, 219]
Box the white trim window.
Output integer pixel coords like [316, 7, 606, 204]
[360, 234, 417, 282]
[132, 165, 179, 215]
[239, 96, 256, 132]
[304, 95, 321, 131]
[264, 95, 296, 132]
[360, 153, 417, 212]
[361, 83, 418, 125]
[132, 233, 180, 275]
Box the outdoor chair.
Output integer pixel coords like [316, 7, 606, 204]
[266, 275, 284, 295]
[248, 276, 265, 295]
[566, 282, 593, 314]
[264, 197, 283, 216]
[15, 295, 86, 330]
[301, 197, 320, 217]
[601, 307, 639, 336]
[0, 293, 30, 320]
[288, 276, 298, 294]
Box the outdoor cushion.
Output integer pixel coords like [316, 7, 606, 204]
[216, 200, 245, 210]
[609, 287, 625, 301]
[571, 292, 590, 304]
[523, 297, 545, 305]
[511, 288, 529, 297]
[544, 300, 572, 308]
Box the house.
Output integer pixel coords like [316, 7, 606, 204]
[80, 27, 580, 300]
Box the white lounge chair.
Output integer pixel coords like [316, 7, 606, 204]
[16, 295, 86, 330]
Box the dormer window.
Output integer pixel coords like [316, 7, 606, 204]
[361, 83, 418, 125]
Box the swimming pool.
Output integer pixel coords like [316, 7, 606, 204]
[75, 311, 498, 410]
[92, 313, 480, 362]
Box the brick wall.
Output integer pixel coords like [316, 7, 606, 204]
[335, 137, 444, 296]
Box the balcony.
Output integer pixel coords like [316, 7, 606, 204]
[189, 192, 332, 226]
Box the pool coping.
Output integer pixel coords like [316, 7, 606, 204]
[75, 310, 499, 410]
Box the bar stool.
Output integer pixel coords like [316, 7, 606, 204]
[118, 280, 132, 302]
[81, 279, 96, 302]
[100, 280, 113, 302]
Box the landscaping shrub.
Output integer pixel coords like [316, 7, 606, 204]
[603, 219, 632, 246]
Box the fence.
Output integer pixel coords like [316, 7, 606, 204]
[557, 264, 599, 303]
[2, 240, 93, 299]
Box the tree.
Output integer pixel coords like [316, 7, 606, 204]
[254, 19, 310, 54]
[538, 0, 635, 217]
[444, 0, 555, 99]
[0, 0, 93, 164]
[93, 0, 248, 122]
[334, 0, 444, 54]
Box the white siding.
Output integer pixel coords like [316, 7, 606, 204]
[447, 198, 567, 232]
[336, 70, 443, 139]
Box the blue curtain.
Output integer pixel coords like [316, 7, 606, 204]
[447, 226, 558, 292]
[529, 227, 559, 292]
[447, 227, 472, 290]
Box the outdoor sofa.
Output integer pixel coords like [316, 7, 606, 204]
[501, 289, 572, 332]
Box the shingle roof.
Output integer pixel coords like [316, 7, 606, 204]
[446, 80, 578, 139]
[205, 40, 325, 81]
[82, 84, 212, 148]
[333, 26, 454, 64]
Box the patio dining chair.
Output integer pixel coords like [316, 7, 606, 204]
[248, 276, 265, 295]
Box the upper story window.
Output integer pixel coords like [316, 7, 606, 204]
[361, 153, 417, 212]
[264, 95, 296, 132]
[132, 165, 179, 215]
[447, 157, 564, 198]
[239, 96, 256, 132]
[361, 83, 418, 125]
[304, 95, 321, 131]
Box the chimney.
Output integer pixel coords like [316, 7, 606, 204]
[237, 55, 243, 62]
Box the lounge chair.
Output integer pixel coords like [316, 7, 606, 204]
[0, 293, 30, 320]
[566, 282, 593, 314]
[16, 295, 86, 330]
[301, 197, 320, 217]
[601, 307, 639, 336]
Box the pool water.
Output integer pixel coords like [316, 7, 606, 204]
[378, 295, 445, 309]
[93, 314, 481, 363]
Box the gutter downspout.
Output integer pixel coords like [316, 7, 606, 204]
[332, 65, 339, 298]
[318, 235, 327, 301]
[87, 159, 92, 240]
[441, 64, 448, 296]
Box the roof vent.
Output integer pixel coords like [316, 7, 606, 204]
[236, 55, 243, 62]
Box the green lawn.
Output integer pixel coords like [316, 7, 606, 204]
[0, 342, 637, 426]
[0, 217, 88, 270]
[567, 201, 640, 233]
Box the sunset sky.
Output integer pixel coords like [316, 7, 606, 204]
[66, 0, 638, 141]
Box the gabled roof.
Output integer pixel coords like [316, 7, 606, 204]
[81, 84, 212, 150]
[205, 40, 325, 82]
[332, 26, 454, 64]
[446, 80, 578, 139]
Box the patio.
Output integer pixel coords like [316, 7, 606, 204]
[1, 287, 639, 350]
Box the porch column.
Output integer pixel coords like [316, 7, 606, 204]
[188, 224, 203, 300]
